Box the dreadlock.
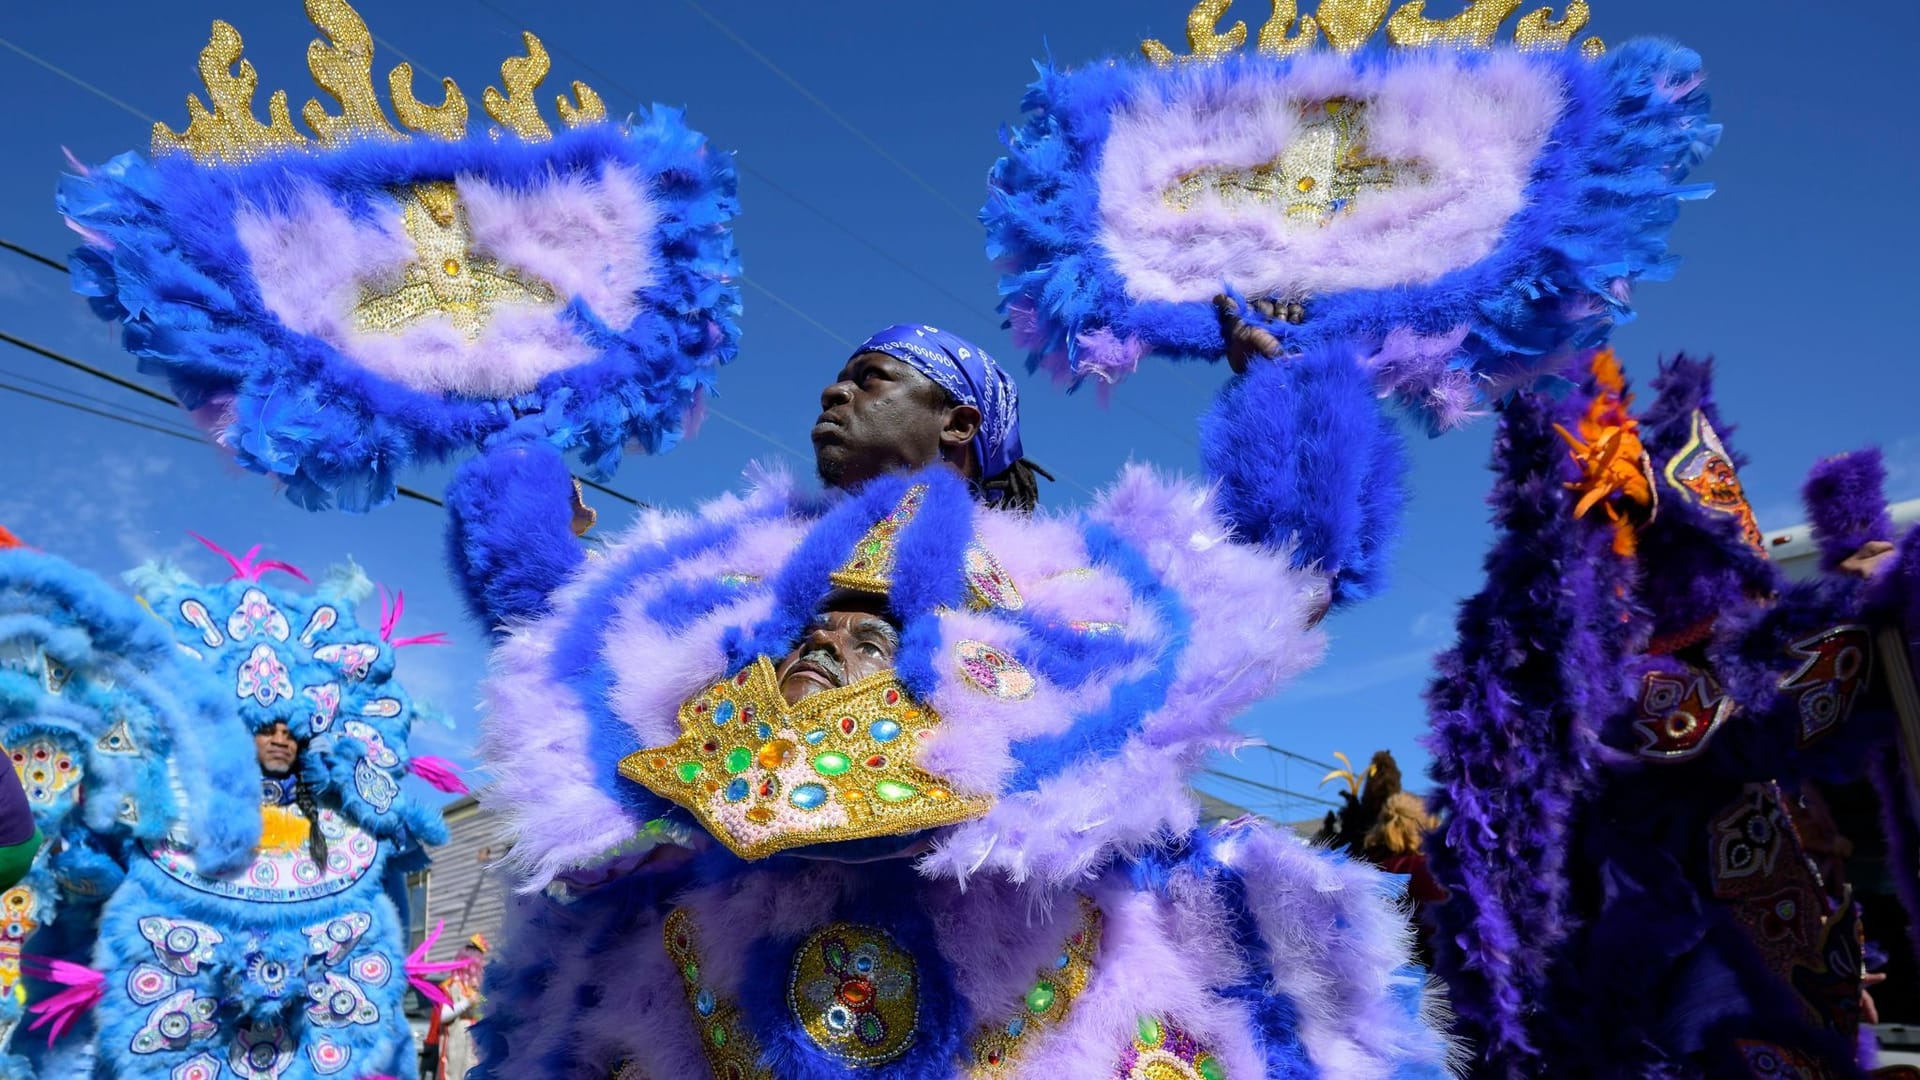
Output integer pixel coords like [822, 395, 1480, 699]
[977, 459, 1054, 515]
[292, 768, 329, 868]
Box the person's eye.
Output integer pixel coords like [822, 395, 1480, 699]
[858, 641, 884, 657]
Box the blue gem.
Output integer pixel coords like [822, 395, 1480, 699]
[696, 988, 715, 1016]
[712, 700, 736, 725]
[789, 783, 828, 811]
[757, 723, 773, 739]
[1055, 952, 1069, 969]
[1006, 1017, 1026, 1038]
[804, 729, 829, 745]
[869, 719, 900, 743]
[725, 779, 749, 803]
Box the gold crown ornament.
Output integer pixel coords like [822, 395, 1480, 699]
[153, 0, 608, 165]
[1142, 0, 1605, 65]
[619, 658, 991, 860]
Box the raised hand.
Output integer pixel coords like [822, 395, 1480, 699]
[1214, 294, 1306, 374]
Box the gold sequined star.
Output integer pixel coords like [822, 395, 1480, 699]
[354, 182, 555, 338]
[1165, 98, 1423, 224]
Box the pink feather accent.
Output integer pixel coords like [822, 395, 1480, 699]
[406, 921, 471, 1007]
[409, 756, 469, 794]
[377, 585, 448, 647]
[20, 956, 104, 1045]
[190, 533, 310, 584]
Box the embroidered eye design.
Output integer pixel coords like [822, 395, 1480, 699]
[247, 953, 293, 995]
[305, 972, 380, 1028]
[314, 642, 380, 681]
[129, 988, 219, 1054]
[227, 588, 292, 643]
[139, 917, 224, 977]
[342, 721, 400, 768]
[303, 911, 372, 966]
[228, 1021, 295, 1079]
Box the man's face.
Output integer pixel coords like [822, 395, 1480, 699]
[774, 605, 902, 705]
[812, 352, 962, 492]
[254, 721, 299, 775]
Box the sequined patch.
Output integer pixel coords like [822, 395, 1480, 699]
[967, 897, 1103, 1076]
[956, 641, 1036, 701]
[1632, 668, 1733, 761]
[1113, 1017, 1227, 1079]
[227, 1019, 295, 1079]
[353, 182, 557, 340]
[0, 885, 39, 997]
[662, 908, 771, 1080]
[1736, 1038, 1829, 1080]
[147, 809, 377, 902]
[829, 485, 928, 597]
[788, 923, 920, 1066]
[1779, 626, 1872, 746]
[964, 541, 1024, 612]
[1163, 98, 1423, 226]
[8, 738, 81, 806]
[620, 658, 989, 860]
[1663, 411, 1765, 553]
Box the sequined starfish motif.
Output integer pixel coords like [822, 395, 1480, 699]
[1165, 97, 1424, 224]
[353, 182, 555, 338]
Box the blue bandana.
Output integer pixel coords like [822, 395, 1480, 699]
[854, 325, 1024, 482]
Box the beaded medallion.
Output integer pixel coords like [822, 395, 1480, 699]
[787, 923, 921, 1066]
[1113, 1017, 1228, 1080]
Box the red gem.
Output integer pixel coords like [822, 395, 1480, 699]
[838, 716, 856, 735]
[694, 701, 708, 713]
[735, 672, 750, 686]
[702, 740, 719, 753]
[884, 689, 900, 705]
[865, 755, 887, 769]
[838, 978, 875, 1007]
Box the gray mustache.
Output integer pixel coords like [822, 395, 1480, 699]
[799, 648, 845, 684]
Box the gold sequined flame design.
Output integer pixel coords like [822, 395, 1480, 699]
[1142, 0, 1603, 64]
[352, 182, 556, 339]
[1163, 97, 1425, 223]
[152, 0, 607, 165]
[617, 657, 991, 861]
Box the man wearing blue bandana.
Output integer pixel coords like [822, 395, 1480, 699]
[812, 324, 1050, 512]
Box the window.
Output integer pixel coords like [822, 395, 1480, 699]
[405, 869, 431, 953]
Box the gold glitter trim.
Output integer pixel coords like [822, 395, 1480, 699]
[662, 908, 773, 1080]
[151, 0, 606, 165]
[619, 658, 991, 861]
[352, 182, 557, 339]
[1162, 98, 1424, 223]
[787, 922, 921, 1066]
[828, 485, 927, 597]
[1143, 0, 1605, 64]
[965, 898, 1104, 1077]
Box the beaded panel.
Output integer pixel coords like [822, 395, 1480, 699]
[662, 908, 770, 1080]
[966, 897, 1104, 1076]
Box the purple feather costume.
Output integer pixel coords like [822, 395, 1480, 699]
[449, 341, 1459, 1079]
[1425, 353, 1920, 1080]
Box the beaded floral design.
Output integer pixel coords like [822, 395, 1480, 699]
[1664, 411, 1765, 554]
[967, 897, 1103, 1076]
[787, 923, 920, 1066]
[955, 641, 1036, 701]
[619, 658, 990, 860]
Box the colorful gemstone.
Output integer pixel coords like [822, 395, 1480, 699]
[710, 1023, 727, 1047]
[874, 781, 918, 803]
[804, 729, 829, 745]
[1137, 1017, 1164, 1048]
[725, 748, 752, 774]
[676, 762, 703, 783]
[757, 739, 795, 770]
[746, 807, 775, 825]
[1006, 1016, 1026, 1038]
[790, 784, 829, 811]
[869, 719, 900, 743]
[864, 755, 887, 770]
[696, 988, 715, 1017]
[725, 779, 749, 803]
[813, 752, 851, 776]
[756, 777, 782, 800]
[838, 716, 857, 735]
[713, 700, 736, 725]
[884, 688, 901, 706]
[1197, 1053, 1225, 1080]
[1025, 981, 1056, 1014]
[757, 723, 774, 740]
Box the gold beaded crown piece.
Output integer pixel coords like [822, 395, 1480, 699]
[153, 0, 608, 166]
[1142, 0, 1605, 65]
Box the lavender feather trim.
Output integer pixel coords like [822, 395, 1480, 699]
[1803, 450, 1895, 573]
[984, 41, 1716, 432]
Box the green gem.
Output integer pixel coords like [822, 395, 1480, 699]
[676, 761, 703, 783]
[725, 747, 753, 774]
[1025, 981, 1056, 1015]
[1136, 1017, 1164, 1048]
[682, 962, 699, 983]
[1196, 1053, 1225, 1080]
[874, 780, 919, 803]
[710, 1023, 727, 1047]
[813, 751, 851, 776]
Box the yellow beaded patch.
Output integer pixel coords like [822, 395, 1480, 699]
[618, 658, 990, 860]
[662, 908, 772, 1080]
[1163, 98, 1425, 225]
[829, 485, 927, 597]
[1142, 0, 1603, 65]
[965, 897, 1104, 1076]
[353, 182, 557, 339]
[787, 922, 921, 1066]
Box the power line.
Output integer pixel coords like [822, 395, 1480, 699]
[0, 361, 200, 432]
[1258, 745, 1341, 774]
[0, 35, 156, 125]
[0, 380, 207, 445]
[1202, 768, 1341, 810]
[676, 0, 976, 225]
[0, 243, 647, 508]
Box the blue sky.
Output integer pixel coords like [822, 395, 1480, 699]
[0, 0, 1915, 822]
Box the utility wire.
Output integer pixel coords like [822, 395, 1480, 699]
[0, 380, 207, 445]
[0, 244, 647, 508]
[0, 361, 199, 432]
[1202, 768, 1341, 810]
[1258, 745, 1341, 774]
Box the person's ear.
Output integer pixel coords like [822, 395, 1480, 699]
[941, 404, 981, 452]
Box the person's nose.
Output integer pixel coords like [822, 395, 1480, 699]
[804, 624, 848, 664]
[820, 381, 853, 410]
